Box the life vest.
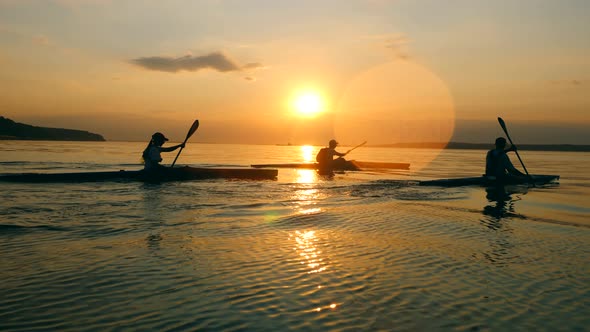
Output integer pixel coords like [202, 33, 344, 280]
[316, 147, 330, 163]
[142, 147, 150, 162]
[485, 149, 505, 177]
[142, 144, 163, 170]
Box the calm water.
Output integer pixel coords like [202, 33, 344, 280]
[1, 141, 588, 331]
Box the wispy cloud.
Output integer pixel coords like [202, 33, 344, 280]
[383, 35, 410, 60]
[54, 0, 112, 8]
[130, 52, 263, 74]
[549, 79, 587, 86]
[364, 33, 411, 60]
[0, 0, 23, 6]
[32, 34, 50, 46]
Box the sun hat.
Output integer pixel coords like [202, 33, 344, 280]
[152, 132, 169, 141]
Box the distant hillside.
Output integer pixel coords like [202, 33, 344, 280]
[0, 116, 106, 141]
[376, 142, 590, 152]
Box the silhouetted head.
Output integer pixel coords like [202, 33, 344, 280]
[495, 137, 507, 149]
[152, 132, 169, 144]
[329, 139, 338, 148]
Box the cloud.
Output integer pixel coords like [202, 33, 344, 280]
[383, 35, 410, 59]
[549, 79, 587, 86]
[364, 33, 411, 60]
[32, 34, 50, 46]
[54, 0, 113, 8]
[0, 0, 23, 6]
[130, 52, 263, 74]
[243, 62, 263, 69]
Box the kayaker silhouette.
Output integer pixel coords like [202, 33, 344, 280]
[485, 137, 526, 180]
[316, 139, 347, 175]
[142, 132, 185, 171]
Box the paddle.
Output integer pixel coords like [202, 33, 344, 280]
[345, 141, 367, 155]
[497, 117, 534, 185]
[171, 119, 199, 168]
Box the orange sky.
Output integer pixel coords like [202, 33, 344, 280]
[1, 0, 588, 144]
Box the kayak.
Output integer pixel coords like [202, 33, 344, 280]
[419, 174, 559, 187]
[251, 160, 410, 170]
[0, 166, 279, 183]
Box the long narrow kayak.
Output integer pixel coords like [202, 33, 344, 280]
[251, 160, 410, 170]
[0, 166, 279, 183]
[419, 174, 559, 187]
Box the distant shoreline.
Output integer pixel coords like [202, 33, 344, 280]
[0, 116, 105, 142]
[0, 136, 108, 141]
[374, 142, 590, 152]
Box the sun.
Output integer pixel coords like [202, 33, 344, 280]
[293, 92, 323, 117]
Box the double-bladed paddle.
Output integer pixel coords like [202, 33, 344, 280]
[171, 119, 199, 167]
[497, 117, 534, 185]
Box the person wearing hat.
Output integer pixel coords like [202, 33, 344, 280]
[485, 137, 525, 180]
[316, 139, 347, 175]
[142, 132, 185, 171]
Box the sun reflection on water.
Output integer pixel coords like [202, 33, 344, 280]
[287, 146, 339, 313]
[292, 170, 323, 214]
[291, 230, 326, 274]
[301, 145, 315, 162]
[313, 303, 338, 312]
[295, 169, 317, 184]
[288, 227, 341, 313]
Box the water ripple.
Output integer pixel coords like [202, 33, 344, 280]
[1, 158, 588, 331]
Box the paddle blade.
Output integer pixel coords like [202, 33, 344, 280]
[171, 119, 199, 168]
[497, 117, 507, 132]
[185, 119, 200, 141]
[497, 117, 514, 144]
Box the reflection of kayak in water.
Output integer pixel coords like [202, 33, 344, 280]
[0, 166, 279, 183]
[418, 174, 559, 187]
[251, 160, 411, 170]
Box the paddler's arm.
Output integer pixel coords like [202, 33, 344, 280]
[506, 144, 518, 153]
[502, 151, 525, 176]
[160, 143, 185, 152]
[334, 150, 346, 158]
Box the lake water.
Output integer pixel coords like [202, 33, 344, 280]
[1, 141, 588, 331]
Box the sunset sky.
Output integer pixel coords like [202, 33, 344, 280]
[1, 0, 588, 144]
